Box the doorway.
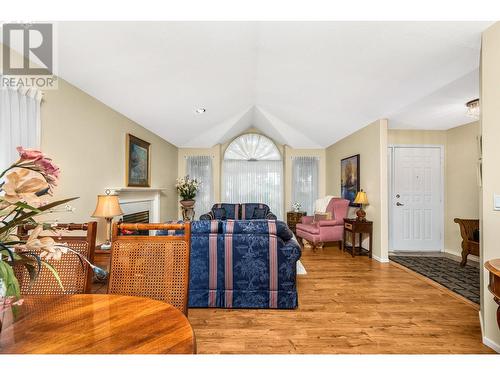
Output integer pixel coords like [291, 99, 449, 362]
[388, 145, 444, 251]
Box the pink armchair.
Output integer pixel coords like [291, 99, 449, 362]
[295, 198, 350, 249]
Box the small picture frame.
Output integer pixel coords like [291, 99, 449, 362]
[126, 134, 151, 187]
[341, 154, 360, 207]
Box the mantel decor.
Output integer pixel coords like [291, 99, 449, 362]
[126, 134, 151, 188]
[341, 154, 360, 207]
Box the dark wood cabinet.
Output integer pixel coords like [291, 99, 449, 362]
[343, 218, 373, 258]
[287, 211, 306, 234]
[92, 246, 111, 292]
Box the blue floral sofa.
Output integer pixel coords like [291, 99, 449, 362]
[159, 219, 301, 309]
[199, 203, 277, 221]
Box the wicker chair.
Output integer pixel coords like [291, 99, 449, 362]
[108, 222, 191, 316]
[454, 218, 480, 267]
[15, 222, 97, 294]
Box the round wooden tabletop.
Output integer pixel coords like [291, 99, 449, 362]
[0, 294, 196, 354]
[485, 259, 500, 277]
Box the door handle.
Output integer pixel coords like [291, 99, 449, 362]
[396, 202, 404, 206]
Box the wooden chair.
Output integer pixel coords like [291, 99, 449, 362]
[15, 222, 97, 294]
[454, 218, 480, 267]
[108, 222, 191, 316]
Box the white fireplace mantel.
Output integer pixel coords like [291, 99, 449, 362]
[107, 187, 167, 222]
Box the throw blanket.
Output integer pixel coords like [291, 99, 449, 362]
[315, 195, 336, 212]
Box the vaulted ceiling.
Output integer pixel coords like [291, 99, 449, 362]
[53, 21, 491, 148]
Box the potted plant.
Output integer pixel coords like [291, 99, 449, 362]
[0, 147, 105, 324]
[175, 175, 200, 208]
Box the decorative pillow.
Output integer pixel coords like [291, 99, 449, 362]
[252, 207, 267, 219]
[313, 212, 332, 223]
[212, 207, 227, 220]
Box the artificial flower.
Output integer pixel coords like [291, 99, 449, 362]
[16, 146, 45, 161]
[1, 169, 48, 205]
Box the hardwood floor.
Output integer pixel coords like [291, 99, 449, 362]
[188, 245, 494, 354]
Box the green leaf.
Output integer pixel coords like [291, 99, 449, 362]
[0, 197, 79, 236]
[13, 201, 42, 213]
[41, 260, 64, 291]
[0, 260, 21, 299]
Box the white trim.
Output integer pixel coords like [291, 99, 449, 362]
[372, 254, 390, 263]
[109, 187, 166, 193]
[444, 248, 480, 263]
[479, 310, 484, 337]
[483, 336, 500, 353]
[388, 144, 445, 251]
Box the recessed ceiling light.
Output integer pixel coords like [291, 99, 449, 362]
[195, 108, 206, 114]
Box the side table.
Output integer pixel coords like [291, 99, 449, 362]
[485, 259, 500, 331]
[287, 211, 306, 234]
[343, 218, 373, 258]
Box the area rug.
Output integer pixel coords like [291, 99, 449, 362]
[389, 256, 479, 304]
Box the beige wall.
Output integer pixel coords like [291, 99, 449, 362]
[326, 119, 389, 262]
[480, 21, 500, 351]
[388, 123, 480, 257]
[445, 122, 480, 257]
[40, 79, 178, 242]
[178, 128, 326, 218]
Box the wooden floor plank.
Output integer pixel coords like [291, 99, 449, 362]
[189, 245, 494, 354]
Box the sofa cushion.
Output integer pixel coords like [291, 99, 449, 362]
[252, 207, 268, 219]
[213, 207, 227, 220]
[221, 219, 294, 242]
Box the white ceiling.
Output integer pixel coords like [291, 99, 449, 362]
[48, 22, 494, 146]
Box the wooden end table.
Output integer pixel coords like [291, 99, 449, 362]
[287, 211, 307, 234]
[343, 218, 373, 258]
[485, 259, 500, 331]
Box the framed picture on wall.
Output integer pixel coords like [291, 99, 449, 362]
[126, 134, 151, 187]
[341, 154, 360, 206]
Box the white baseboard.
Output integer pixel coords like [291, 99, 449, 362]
[479, 310, 500, 353]
[372, 254, 389, 263]
[443, 248, 479, 263]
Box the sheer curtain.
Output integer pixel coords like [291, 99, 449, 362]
[222, 134, 283, 218]
[291, 156, 319, 215]
[186, 155, 214, 217]
[0, 87, 42, 170]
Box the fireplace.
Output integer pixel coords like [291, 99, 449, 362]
[121, 210, 150, 235]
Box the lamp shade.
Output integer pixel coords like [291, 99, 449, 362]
[92, 194, 123, 218]
[354, 190, 369, 205]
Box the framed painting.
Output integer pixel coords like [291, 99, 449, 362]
[341, 154, 360, 207]
[126, 134, 151, 187]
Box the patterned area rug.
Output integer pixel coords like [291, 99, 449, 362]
[389, 256, 480, 304]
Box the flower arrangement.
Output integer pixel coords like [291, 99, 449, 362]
[0, 147, 104, 310]
[292, 202, 302, 212]
[175, 175, 200, 201]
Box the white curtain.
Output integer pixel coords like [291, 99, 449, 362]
[222, 134, 283, 218]
[291, 156, 319, 215]
[0, 87, 43, 170]
[186, 155, 214, 217]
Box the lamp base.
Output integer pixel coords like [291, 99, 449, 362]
[356, 208, 366, 222]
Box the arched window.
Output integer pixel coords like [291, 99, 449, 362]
[222, 134, 283, 217]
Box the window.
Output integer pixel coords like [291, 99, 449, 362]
[0, 87, 42, 169]
[222, 134, 283, 218]
[186, 155, 213, 216]
[291, 156, 319, 215]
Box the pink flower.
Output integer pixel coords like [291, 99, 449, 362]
[17, 146, 44, 161]
[35, 157, 60, 179]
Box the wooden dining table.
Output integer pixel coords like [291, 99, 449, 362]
[0, 294, 196, 354]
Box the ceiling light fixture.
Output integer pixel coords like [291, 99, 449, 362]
[195, 108, 206, 114]
[465, 98, 480, 120]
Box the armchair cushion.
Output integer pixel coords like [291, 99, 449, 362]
[301, 216, 314, 225]
[318, 219, 344, 227]
[213, 207, 227, 220]
[252, 207, 268, 219]
[296, 223, 320, 235]
[313, 212, 332, 223]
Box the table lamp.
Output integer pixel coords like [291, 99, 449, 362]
[354, 189, 369, 221]
[92, 189, 123, 250]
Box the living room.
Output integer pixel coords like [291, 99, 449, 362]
[1, 1, 500, 372]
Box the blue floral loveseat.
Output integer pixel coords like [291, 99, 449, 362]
[160, 219, 301, 309]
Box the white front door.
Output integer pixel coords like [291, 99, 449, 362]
[390, 146, 443, 251]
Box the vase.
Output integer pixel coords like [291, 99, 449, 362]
[180, 199, 196, 208]
[180, 199, 196, 221]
